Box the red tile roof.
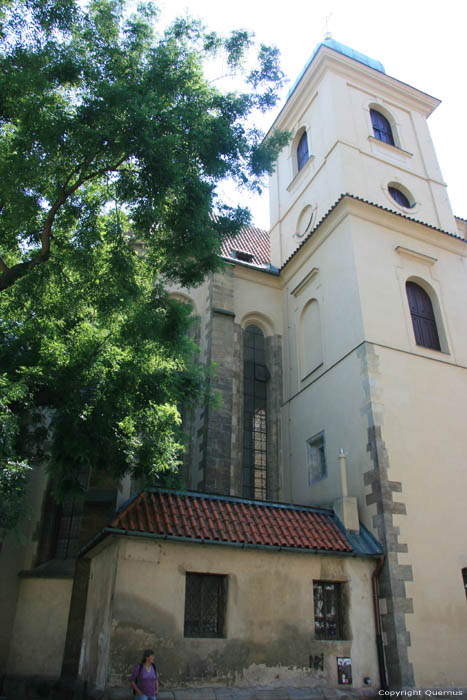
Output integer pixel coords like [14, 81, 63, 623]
[109, 490, 353, 553]
[221, 226, 271, 267]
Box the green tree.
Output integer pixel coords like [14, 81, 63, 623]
[0, 0, 289, 530]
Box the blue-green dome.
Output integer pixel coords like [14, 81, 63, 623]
[287, 37, 385, 98]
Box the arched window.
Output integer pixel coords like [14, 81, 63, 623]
[406, 282, 441, 351]
[389, 186, 411, 208]
[370, 108, 395, 146]
[297, 131, 309, 171]
[243, 325, 269, 499]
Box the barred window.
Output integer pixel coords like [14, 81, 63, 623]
[54, 467, 90, 559]
[243, 325, 269, 499]
[54, 494, 84, 559]
[313, 581, 342, 639]
[184, 573, 227, 638]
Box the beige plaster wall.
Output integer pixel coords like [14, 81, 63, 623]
[349, 206, 467, 365]
[280, 209, 371, 512]
[279, 197, 467, 685]
[232, 267, 283, 336]
[363, 344, 467, 687]
[7, 577, 73, 677]
[84, 537, 380, 691]
[281, 213, 365, 402]
[79, 539, 119, 690]
[281, 350, 372, 518]
[0, 462, 50, 671]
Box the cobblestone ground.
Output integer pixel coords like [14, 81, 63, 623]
[155, 689, 466, 700]
[158, 689, 375, 700]
[2, 681, 465, 699]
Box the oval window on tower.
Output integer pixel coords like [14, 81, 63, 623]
[388, 183, 414, 209]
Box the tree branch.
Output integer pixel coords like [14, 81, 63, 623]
[0, 155, 128, 293]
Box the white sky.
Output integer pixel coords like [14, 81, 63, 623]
[135, 0, 467, 229]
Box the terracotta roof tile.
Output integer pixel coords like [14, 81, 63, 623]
[221, 225, 271, 267]
[110, 489, 354, 554]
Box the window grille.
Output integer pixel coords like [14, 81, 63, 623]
[243, 325, 268, 499]
[184, 573, 226, 638]
[370, 109, 395, 146]
[54, 467, 90, 559]
[313, 581, 342, 639]
[55, 495, 84, 558]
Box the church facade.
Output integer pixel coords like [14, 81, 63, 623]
[1, 37, 467, 695]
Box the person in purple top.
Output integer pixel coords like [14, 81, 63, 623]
[130, 649, 159, 699]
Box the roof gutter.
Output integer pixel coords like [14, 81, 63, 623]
[221, 257, 280, 275]
[280, 193, 466, 272]
[80, 526, 384, 559]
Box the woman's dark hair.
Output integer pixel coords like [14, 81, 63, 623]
[141, 649, 155, 664]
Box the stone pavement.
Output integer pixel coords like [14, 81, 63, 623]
[3, 678, 465, 700]
[155, 688, 467, 700]
[156, 688, 377, 700]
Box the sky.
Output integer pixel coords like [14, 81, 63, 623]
[132, 0, 467, 229]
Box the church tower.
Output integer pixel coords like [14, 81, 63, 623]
[266, 37, 467, 688]
[268, 37, 458, 267]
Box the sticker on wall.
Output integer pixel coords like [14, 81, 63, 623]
[337, 657, 352, 685]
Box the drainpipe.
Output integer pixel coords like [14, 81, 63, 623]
[372, 555, 388, 691]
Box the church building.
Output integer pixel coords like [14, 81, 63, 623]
[1, 37, 467, 696]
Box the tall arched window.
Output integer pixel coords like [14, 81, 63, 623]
[406, 281, 441, 351]
[370, 109, 395, 146]
[297, 131, 309, 171]
[243, 325, 269, 499]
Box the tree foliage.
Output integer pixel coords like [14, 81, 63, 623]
[0, 0, 289, 530]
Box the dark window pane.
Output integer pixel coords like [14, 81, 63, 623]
[313, 581, 342, 640]
[254, 381, 266, 400]
[370, 109, 395, 146]
[389, 186, 411, 208]
[243, 326, 268, 499]
[255, 364, 268, 381]
[406, 282, 441, 351]
[244, 395, 255, 412]
[297, 131, 309, 171]
[244, 360, 254, 379]
[184, 574, 226, 638]
[55, 496, 84, 559]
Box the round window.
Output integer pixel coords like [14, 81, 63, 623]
[389, 186, 412, 208]
[296, 205, 315, 237]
